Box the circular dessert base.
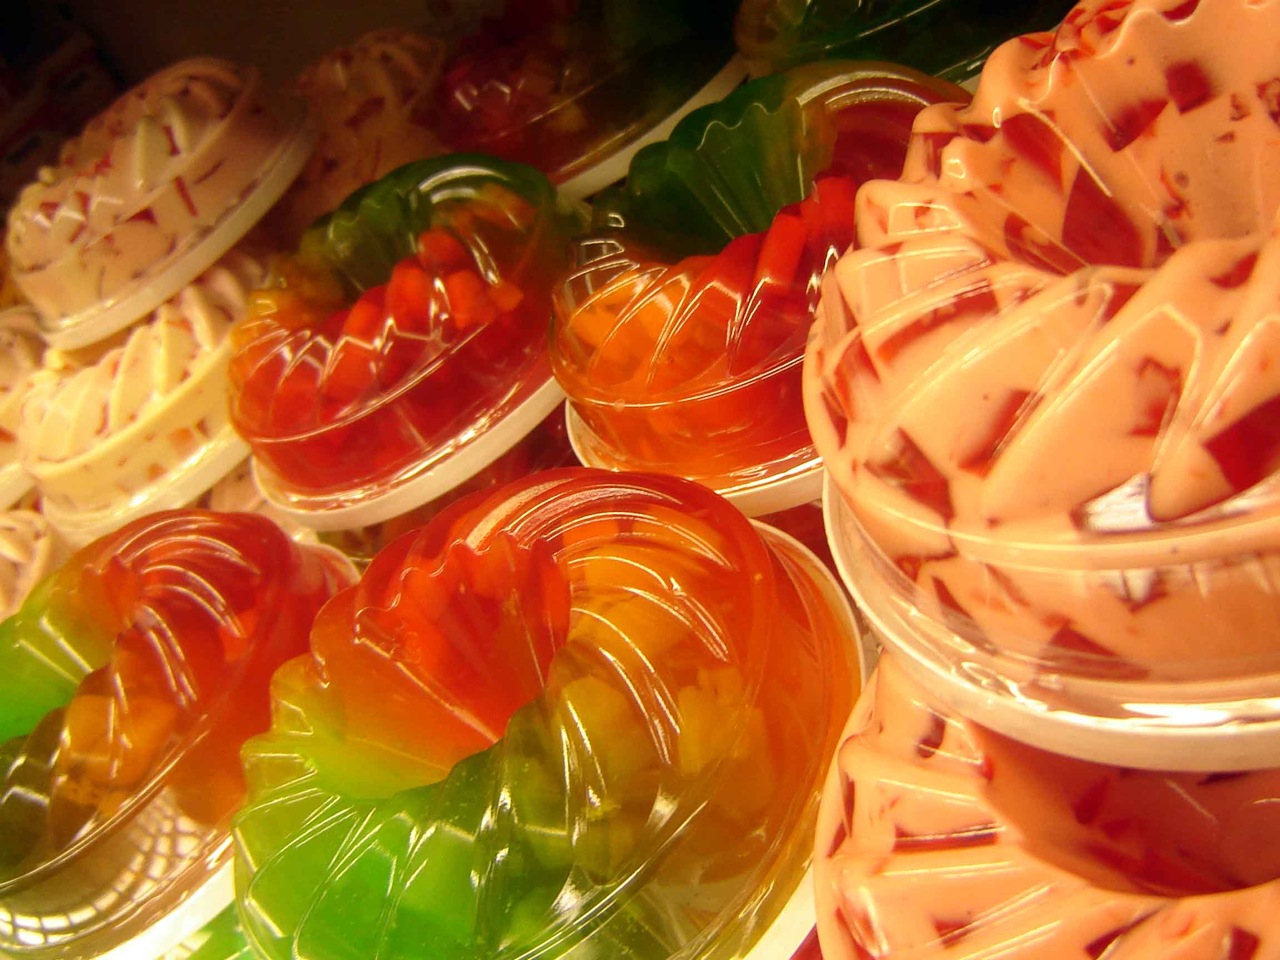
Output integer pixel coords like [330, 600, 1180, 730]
[822, 473, 1280, 772]
[565, 403, 823, 518]
[40, 104, 317, 351]
[254, 376, 567, 532]
[41, 431, 250, 548]
[96, 863, 233, 960]
[740, 868, 815, 960]
[556, 56, 749, 201]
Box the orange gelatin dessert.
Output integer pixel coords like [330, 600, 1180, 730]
[0, 510, 349, 956]
[228, 156, 581, 521]
[234, 468, 863, 959]
[552, 61, 967, 498]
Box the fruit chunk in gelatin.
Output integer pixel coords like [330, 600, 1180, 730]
[235, 468, 860, 960]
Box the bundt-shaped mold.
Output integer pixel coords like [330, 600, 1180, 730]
[228, 156, 582, 522]
[234, 469, 861, 960]
[734, 0, 1073, 82]
[551, 62, 966, 499]
[815, 653, 1280, 960]
[429, 0, 740, 190]
[805, 0, 1280, 692]
[0, 510, 348, 957]
[4, 58, 310, 348]
[277, 29, 447, 241]
[21, 247, 264, 541]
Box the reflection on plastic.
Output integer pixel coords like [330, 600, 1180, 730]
[0, 510, 348, 956]
[805, 0, 1280, 690]
[552, 62, 967, 494]
[235, 468, 861, 959]
[734, 0, 1073, 81]
[815, 653, 1280, 959]
[229, 156, 582, 511]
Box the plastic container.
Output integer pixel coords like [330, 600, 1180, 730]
[734, 0, 1073, 82]
[228, 155, 585, 532]
[0, 510, 63, 623]
[20, 247, 267, 548]
[427, 0, 746, 200]
[4, 58, 313, 350]
[805, 0, 1280, 770]
[814, 652, 1280, 960]
[0, 312, 45, 510]
[552, 61, 967, 512]
[0, 510, 351, 959]
[233, 468, 867, 960]
[275, 29, 449, 242]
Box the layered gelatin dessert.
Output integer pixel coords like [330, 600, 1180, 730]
[235, 468, 864, 959]
[552, 61, 966, 512]
[805, 0, 1280, 763]
[0, 510, 348, 958]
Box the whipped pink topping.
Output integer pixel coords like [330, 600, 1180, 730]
[5, 59, 290, 325]
[805, 0, 1280, 679]
[20, 248, 263, 514]
[815, 654, 1280, 960]
[279, 29, 445, 238]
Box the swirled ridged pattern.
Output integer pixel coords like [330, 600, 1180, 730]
[815, 654, 1280, 959]
[235, 469, 859, 959]
[805, 0, 1280, 680]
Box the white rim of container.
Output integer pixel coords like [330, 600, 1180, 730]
[822, 472, 1280, 772]
[41, 103, 316, 351]
[254, 375, 566, 532]
[565, 403, 823, 518]
[557, 55, 748, 201]
[93, 862, 233, 960]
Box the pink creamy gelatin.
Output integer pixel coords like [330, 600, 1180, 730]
[815, 653, 1280, 960]
[805, 0, 1280, 690]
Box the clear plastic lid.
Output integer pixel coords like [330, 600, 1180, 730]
[734, 0, 1073, 82]
[0, 510, 351, 959]
[815, 652, 1280, 960]
[0, 312, 46, 510]
[426, 0, 742, 196]
[234, 468, 864, 960]
[4, 58, 314, 350]
[551, 61, 968, 503]
[229, 155, 585, 529]
[805, 0, 1280, 768]
[21, 247, 267, 548]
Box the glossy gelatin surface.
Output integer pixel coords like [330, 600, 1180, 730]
[552, 62, 966, 497]
[805, 0, 1280, 716]
[0, 510, 348, 957]
[228, 156, 581, 516]
[430, 0, 738, 187]
[235, 468, 861, 959]
[815, 653, 1280, 960]
[735, 0, 1073, 82]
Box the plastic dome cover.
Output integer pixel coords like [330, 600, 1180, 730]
[551, 61, 967, 497]
[234, 468, 863, 959]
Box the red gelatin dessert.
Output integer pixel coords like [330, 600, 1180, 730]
[0, 510, 349, 956]
[228, 156, 582, 524]
[815, 653, 1280, 960]
[552, 61, 967, 500]
[805, 0, 1280, 739]
[234, 468, 863, 960]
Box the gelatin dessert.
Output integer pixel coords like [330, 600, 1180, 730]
[229, 156, 582, 527]
[0, 510, 348, 958]
[429, 0, 743, 196]
[235, 468, 863, 960]
[552, 62, 966, 505]
[277, 29, 447, 241]
[805, 0, 1280, 755]
[21, 247, 264, 545]
[5, 57, 312, 348]
[815, 653, 1280, 960]
[735, 0, 1073, 82]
